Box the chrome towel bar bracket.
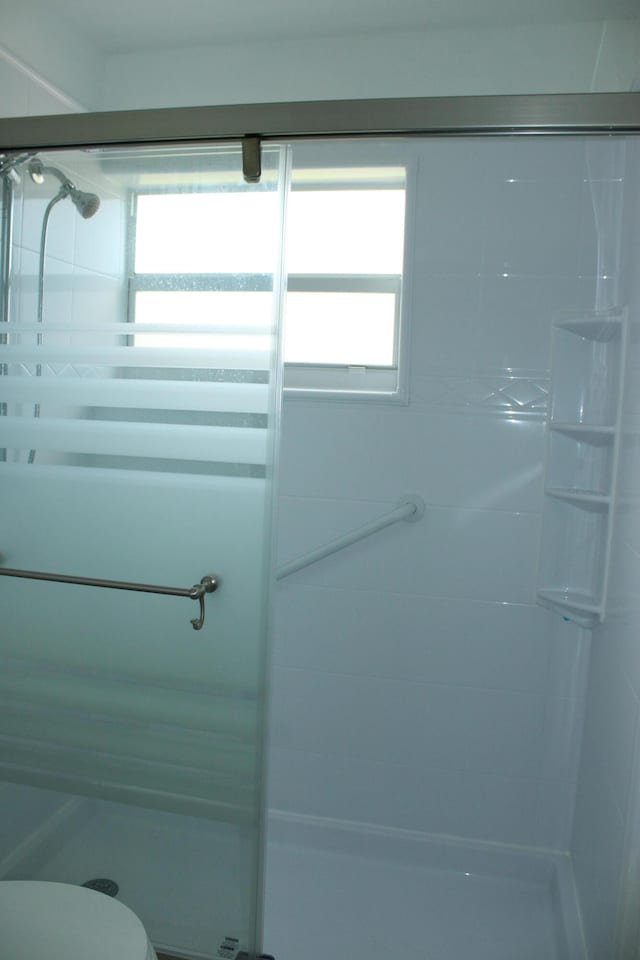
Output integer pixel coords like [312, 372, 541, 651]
[189, 575, 218, 630]
[0, 566, 219, 631]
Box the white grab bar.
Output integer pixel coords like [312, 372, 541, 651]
[276, 495, 425, 581]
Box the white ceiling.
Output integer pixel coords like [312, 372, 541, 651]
[7, 0, 640, 54]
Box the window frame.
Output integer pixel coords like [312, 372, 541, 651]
[126, 162, 411, 404]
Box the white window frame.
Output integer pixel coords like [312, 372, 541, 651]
[282, 163, 410, 403]
[127, 163, 411, 404]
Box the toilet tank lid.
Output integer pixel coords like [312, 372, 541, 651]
[0, 881, 152, 960]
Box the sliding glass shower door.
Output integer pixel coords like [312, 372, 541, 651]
[0, 141, 286, 957]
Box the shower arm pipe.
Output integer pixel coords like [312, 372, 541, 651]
[0, 174, 14, 462]
[0, 566, 218, 631]
[276, 495, 425, 581]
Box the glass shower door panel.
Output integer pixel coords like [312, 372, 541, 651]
[0, 142, 285, 957]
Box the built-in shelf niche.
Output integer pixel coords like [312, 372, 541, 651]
[537, 309, 627, 627]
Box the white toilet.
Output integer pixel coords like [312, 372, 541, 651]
[0, 881, 157, 959]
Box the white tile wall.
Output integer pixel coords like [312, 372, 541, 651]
[279, 406, 546, 511]
[570, 138, 640, 958]
[12, 158, 126, 332]
[278, 498, 541, 603]
[267, 748, 542, 845]
[268, 135, 621, 852]
[274, 590, 557, 692]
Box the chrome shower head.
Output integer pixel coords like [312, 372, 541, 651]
[28, 160, 101, 219]
[70, 189, 100, 219]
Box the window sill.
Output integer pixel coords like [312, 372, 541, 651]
[282, 364, 406, 403]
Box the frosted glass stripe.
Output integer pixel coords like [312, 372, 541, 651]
[0, 704, 256, 773]
[0, 460, 268, 491]
[0, 739, 256, 821]
[0, 673, 256, 739]
[0, 344, 271, 370]
[1, 377, 269, 413]
[5, 322, 272, 335]
[0, 721, 254, 781]
[0, 731, 254, 789]
[1, 417, 268, 463]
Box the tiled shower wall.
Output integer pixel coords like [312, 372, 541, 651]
[9, 159, 125, 355]
[571, 138, 640, 958]
[1, 50, 124, 385]
[0, 46, 83, 118]
[269, 135, 623, 851]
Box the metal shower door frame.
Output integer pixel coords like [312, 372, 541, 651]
[0, 93, 639, 154]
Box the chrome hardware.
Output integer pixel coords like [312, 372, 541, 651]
[0, 566, 219, 631]
[189, 575, 218, 631]
[242, 135, 261, 183]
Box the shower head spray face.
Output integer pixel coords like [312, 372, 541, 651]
[28, 160, 101, 218]
[70, 189, 101, 219]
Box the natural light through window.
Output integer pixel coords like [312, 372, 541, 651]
[134, 192, 279, 274]
[131, 165, 407, 397]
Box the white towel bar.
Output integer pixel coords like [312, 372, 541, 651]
[276, 495, 425, 580]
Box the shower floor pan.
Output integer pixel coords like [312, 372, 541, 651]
[263, 814, 586, 960]
[0, 789, 585, 959]
[0, 794, 250, 959]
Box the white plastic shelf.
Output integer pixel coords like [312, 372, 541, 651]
[549, 423, 616, 440]
[551, 313, 624, 427]
[555, 316, 624, 341]
[537, 308, 628, 626]
[545, 488, 611, 508]
[536, 588, 602, 628]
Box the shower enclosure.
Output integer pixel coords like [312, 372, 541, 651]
[0, 137, 287, 957]
[0, 94, 639, 960]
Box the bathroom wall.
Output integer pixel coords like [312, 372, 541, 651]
[1, 3, 639, 117]
[0, 45, 89, 118]
[0, 2, 103, 116]
[267, 134, 624, 851]
[101, 19, 640, 111]
[0, 2, 637, 867]
[1, 11, 637, 120]
[570, 138, 640, 959]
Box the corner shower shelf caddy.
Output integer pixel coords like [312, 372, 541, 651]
[536, 308, 628, 627]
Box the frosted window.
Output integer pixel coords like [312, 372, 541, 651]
[134, 291, 272, 350]
[286, 189, 405, 274]
[132, 168, 407, 396]
[284, 292, 396, 365]
[135, 192, 279, 274]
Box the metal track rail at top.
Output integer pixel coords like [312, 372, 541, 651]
[0, 93, 639, 156]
